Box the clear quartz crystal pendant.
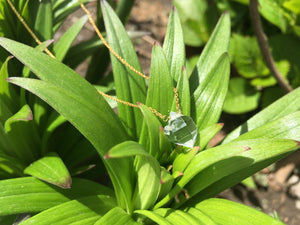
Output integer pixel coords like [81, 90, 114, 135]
[164, 112, 198, 148]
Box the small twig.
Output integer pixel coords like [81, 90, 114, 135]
[249, 0, 292, 93]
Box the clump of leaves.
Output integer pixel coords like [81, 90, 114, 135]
[1, 1, 300, 224]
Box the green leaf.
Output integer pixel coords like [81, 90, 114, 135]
[259, 0, 289, 32]
[139, 104, 163, 158]
[24, 152, 71, 188]
[101, 0, 146, 139]
[146, 44, 174, 119]
[194, 123, 223, 150]
[155, 138, 298, 208]
[192, 53, 230, 130]
[19, 195, 117, 225]
[153, 208, 209, 224]
[171, 67, 190, 116]
[0, 38, 133, 211]
[95, 207, 138, 225]
[223, 77, 261, 114]
[173, 0, 218, 47]
[180, 139, 299, 207]
[0, 153, 26, 178]
[223, 87, 300, 143]
[134, 209, 172, 225]
[189, 12, 230, 92]
[163, 8, 185, 82]
[233, 111, 300, 141]
[105, 141, 161, 210]
[34, 0, 53, 41]
[195, 198, 284, 225]
[0, 177, 114, 216]
[4, 104, 41, 163]
[184, 207, 216, 225]
[53, 15, 88, 61]
[172, 146, 200, 174]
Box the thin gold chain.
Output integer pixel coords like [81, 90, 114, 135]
[78, 0, 149, 81]
[6, 0, 56, 59]
[7, 0, 181, 120]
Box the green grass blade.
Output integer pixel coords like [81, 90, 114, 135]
[101, 0, 146, 139]
[189, 12, 230, 93]
[24, 152, 71, 188]
[19, 195, 117, 225]
[0, 177, 114, 216]
[53, 15, 88, 61]
[163, 7, 185, 82]
[192, 53, 230, 130]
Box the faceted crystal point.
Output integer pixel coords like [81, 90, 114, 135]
[164, 112, 198, 148]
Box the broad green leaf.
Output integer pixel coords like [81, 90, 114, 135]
[259, 0, 289, 32]
[132, 154, 161, 210]
[233, 111, 300, 141]
[0, 177, 114, 216]
[172, 147, 200, 174]
[178, 139, 299, 208]
[194, 123, 223, 150]
[153, 208, 208, 225]
[192, 53, 230, 130]
[155, 138, 298, 209]
[0, 38, 134, 210]
[134, 209, 172, 225]
[184, 207, 216, 225]
[34, 0, 53, 41]
[173, 0, 218, 47]
[53, 15, 88, 61]
[195, 198, 284, 225]
[7, 77, 133, 212]
[163, 8, 185, 82]
[95, 207, 138, 225]
[230, 34, 267, 78]
[284, 0, 300, 14]
[104, 140, 152, 159]
[24, 152, 71, 188]
[105, 140, 161, 211]
[223, 77, 261, 114]
[139, 104, 163, 158]
[171, 67, 190, 116]
[223, 87, 300, 143]
[146, 44, 174, 119]
[189, 12, 230, 92]
[102, 0, 146, 139]
[20, 195, 117, 225]
[4, 104, 41, 163]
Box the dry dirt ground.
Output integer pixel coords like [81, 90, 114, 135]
[58, 0, 300, 224]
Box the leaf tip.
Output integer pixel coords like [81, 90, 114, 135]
[61, 177, 72, 189]
[104, 153, 110, 159]
[172, 6, 177, 11]
[243, 146, 251, 151]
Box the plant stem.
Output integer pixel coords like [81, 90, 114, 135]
[249, 0, 292, 93]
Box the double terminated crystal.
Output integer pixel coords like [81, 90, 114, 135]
[164, 112, 198, 148]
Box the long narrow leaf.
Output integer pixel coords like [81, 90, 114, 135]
[189, 12, 230, 93]
[101, 0, 146, 139]
[0, 177, 114, 216]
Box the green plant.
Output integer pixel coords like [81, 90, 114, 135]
[1, 0, 300, 224]
[175, 0, 300, 114]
